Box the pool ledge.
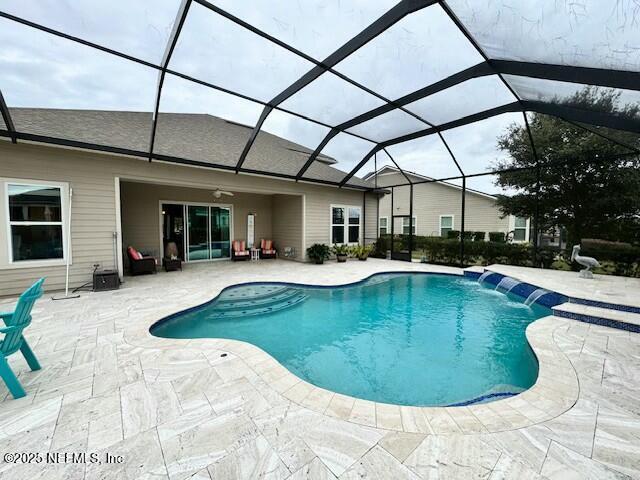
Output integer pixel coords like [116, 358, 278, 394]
[204, 315, 579, 434]
[126, 268, 579, 435]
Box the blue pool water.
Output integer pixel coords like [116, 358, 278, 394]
[151, 273, 550, 406]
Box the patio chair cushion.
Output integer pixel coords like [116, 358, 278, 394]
[234, 250, 250, 256]
[232, 240, 247, 253]
[263, 249, 276, 255]
[127, 246, 143, 260]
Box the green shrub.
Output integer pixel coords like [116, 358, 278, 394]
[447, 230, 460, 240]
[331, 243, 350, 256]
[472, 231, 486, 242]
[306, 243, 330, 264]
[489, 232, 506, 243]
[349, 244, 372, 260]
[580, 239, 640, 276]
[370, 236, 389, 258]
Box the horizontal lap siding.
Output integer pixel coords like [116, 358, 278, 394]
[271, 195, 303, 261]
[377, 172, 509, 237]
[0, 144, 117, 296]
[0, 143, 367, 296]
[364, 192, 378, 243]
[304, 188, 365, 252]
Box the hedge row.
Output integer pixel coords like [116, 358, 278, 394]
[370, 235, 640, 276]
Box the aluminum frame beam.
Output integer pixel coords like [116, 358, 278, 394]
[0, 90, 16, 143]
[492, 60, 640, 92]
[522, 101, 640, 134]
[148, 0, 192, 162]
[339, 102, 520, 187]
[236, 0, 439, 171]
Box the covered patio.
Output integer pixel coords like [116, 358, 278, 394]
[119, 179, 303, 271]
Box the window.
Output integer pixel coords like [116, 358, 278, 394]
[379, 217, 388, 235]
[402, 216, 417, 235]
[6, 182, 66, 262]
[440, 215, 454, 237]
[331, 205, 361, 245]
[513, 217, 528, 242]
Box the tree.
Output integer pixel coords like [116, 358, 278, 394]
[493, 87, 640, 247]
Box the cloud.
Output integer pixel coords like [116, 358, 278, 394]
[0, 0, 636, 193]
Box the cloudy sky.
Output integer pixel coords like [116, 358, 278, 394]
[1, 0, 638, 194]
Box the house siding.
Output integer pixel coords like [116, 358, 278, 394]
[271, 194, 304, 260]
[0, 142, 365, 296]
[376, 172, 510, 238]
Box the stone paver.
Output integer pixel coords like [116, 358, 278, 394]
[0, 259, 638, 479]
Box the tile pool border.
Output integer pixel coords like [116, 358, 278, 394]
[466, 269, 640, 330]
[137, 269, 579, 433]
[173, 315, 579, 434]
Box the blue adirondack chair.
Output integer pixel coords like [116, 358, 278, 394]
[0, 278, 44, 399]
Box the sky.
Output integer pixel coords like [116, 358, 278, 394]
[0, 0, 638, 194]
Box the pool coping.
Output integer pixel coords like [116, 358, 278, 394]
[126, 268, 580, 434]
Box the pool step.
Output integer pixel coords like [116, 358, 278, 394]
[552, 302, 640, 333]
[214, 288, 304, 312]
[210, 290, 308, 318]
[217, 285, 290, 304]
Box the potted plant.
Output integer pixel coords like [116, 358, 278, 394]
[350, 244, 372, 261]
[307, 243, 330, 264]
[332, 244, 349, 262]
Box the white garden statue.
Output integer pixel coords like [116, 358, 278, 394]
[571, 245, 600, 279]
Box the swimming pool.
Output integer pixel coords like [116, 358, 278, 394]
[151, 273, 550, 406]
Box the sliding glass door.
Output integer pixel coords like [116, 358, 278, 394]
[210, 207, 230, 259]
[185, 204, 231, 262]
[187, 205, 209, 261]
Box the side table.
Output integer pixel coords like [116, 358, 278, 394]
[163, 258, 182, 272]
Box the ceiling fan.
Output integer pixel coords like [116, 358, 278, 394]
[212, 188, 234, 199]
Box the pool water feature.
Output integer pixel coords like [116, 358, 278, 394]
[151, 273, 550, 406]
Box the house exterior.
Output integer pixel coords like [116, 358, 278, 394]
[364, 166, 529, 242]
[0, 108, 377, 297]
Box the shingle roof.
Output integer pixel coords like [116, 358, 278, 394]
[5, 108, 369, 188]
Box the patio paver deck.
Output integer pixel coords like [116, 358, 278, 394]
[0, 259, 638, 479]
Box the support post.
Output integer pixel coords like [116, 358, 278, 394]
[523, 112, 541, 267]
[390, 187, 395, 258]
[534, 165, 541, 266]
[409, 183, 414, 261]
[460, 177, 466, 267]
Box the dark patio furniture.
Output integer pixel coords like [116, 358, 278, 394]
[127, 246, 157, 275]
[163, 258, 182, 272]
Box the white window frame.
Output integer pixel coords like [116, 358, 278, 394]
[330, 204, 361, 245]
[3, 179, 71, 269]
[510, 216, 530, 243]
[378, 216, 389, 236]
[439, 214, 454, 237]
[402, 216, 417, 235]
